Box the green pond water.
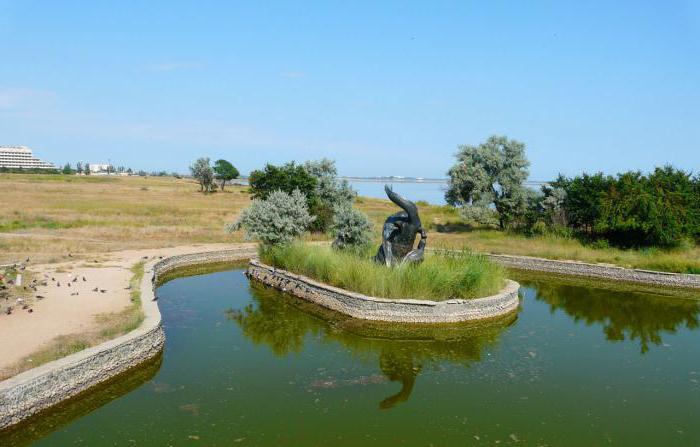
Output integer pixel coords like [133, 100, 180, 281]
[3, 267, 699, 446]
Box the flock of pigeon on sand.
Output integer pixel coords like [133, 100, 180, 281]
[0, 254, 162, 317]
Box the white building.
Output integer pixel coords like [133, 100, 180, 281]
[87, 163, 111, 174]
[0, 146, 56, 170]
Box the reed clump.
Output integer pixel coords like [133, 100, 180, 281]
[259, 242, 505, 301]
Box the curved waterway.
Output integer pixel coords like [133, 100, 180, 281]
[3, 267, 699, 446]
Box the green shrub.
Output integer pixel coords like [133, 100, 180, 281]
[530, 221, 547, 236]
[589, 238, 610, 249]
[259, 243, 505, 301]
[553, 166, 699, 247]
[249, 162, 317, 201]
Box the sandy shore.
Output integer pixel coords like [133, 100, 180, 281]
[0, 243, 254, 375]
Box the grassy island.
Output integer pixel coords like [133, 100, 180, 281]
[259, 243, 505, 301]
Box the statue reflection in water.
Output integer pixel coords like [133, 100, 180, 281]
[377, 349, 422, 409]
[226, 282, 515, 409]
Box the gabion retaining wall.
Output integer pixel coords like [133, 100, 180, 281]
[485, 253, 700, 289]
[247, 260, 521, 323]
[0, 248, 255, 431]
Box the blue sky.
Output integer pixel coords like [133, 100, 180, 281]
[1, 1, 698, 179]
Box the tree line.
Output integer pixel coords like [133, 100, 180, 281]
[446, 135, 699, 248]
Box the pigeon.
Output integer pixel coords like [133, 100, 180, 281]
[152, 295, 158, 301]
[21, 304, 29, 310]
[68, 283, 71, 287]
[100, 289, 107, 293]
[51, 277, 55, 282]
[72, 277, 78, 283]
[28, 308, 33, 313]
[82, 276, 87, 282]
[68, 253, 73, 258]
[70, 292, 79, 296]
[93, 287, 99, 292]
[25, 257, 30, 263]
[57, 282, 60, 287]
[36, 295, 45, 300]
[124, 285, 132, 290]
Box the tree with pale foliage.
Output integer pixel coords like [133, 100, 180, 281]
[330, 204, 373, 250]
[445, 135, 530, 229]
[227, 189, 315, 245]
[302, 158, 355, 232]
[190, 157, 215, 193]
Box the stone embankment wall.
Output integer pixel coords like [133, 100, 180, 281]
[0, 248, 255, 431]
[484, 253, 700, 289]
[247, 260, 520, 323]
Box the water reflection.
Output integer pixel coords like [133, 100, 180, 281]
[520, 276, 700, 353]
[227, 282, 517, 408]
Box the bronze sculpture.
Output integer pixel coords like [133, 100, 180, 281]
[375, 185, 427, 266]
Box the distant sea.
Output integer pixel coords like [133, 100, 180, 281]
[348, 180, 448, 205]
[233, 178, 450, 205]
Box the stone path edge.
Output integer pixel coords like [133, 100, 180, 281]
[247, 259, 521, 323]
[0, 247, 256, 431]
[481, 253, 700, 289]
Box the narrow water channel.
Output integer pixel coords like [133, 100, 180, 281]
[3, 267, 699, 446]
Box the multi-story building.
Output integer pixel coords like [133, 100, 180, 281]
[0, 146, 56, 170]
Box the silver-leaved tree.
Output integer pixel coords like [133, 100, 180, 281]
[445, 135, 530, 229]
[330, 204, 373, 250]
[227, 189, 315, 245]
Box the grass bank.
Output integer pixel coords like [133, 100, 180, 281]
[259, 243, 505, 301]
[427, 229, 700, 274]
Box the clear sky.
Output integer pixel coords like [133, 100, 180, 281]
[1, 1, 698, 179]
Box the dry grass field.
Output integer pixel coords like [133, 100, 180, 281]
[1, 173, 698, 273]
[0, 174, 250, 264]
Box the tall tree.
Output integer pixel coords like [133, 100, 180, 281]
[302, 159, 355, 232]
[189, 157, 215, 192]
[248, 162, 317, 201]
[445, 135, 530, 229]
[213, 159, 240, 191]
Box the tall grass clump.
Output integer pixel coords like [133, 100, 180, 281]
[259, 243, 505, 301]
